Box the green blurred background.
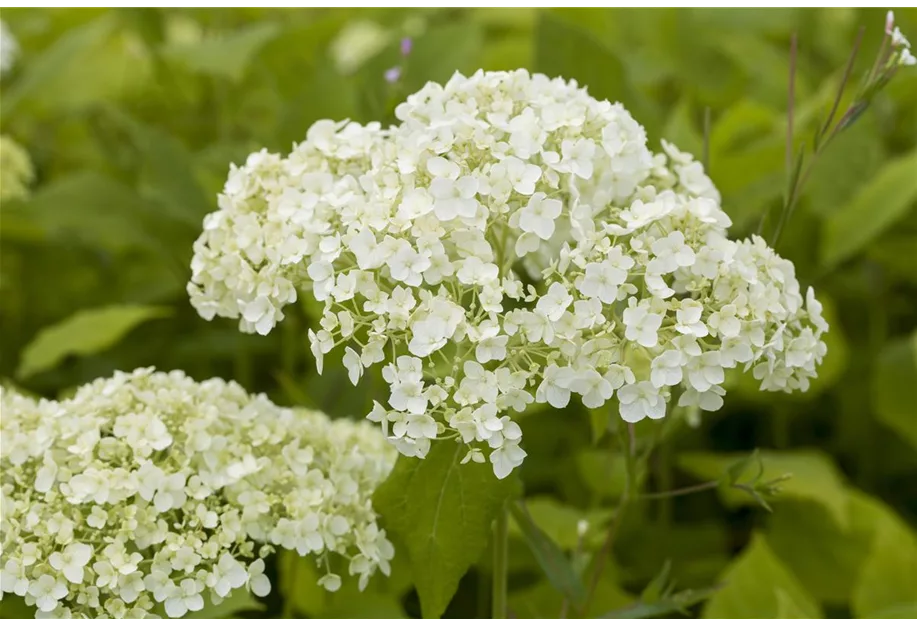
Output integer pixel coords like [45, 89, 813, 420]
[1, 7, 916, 619]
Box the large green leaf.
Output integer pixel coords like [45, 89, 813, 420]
[677, 449, 849, 525]
[702, 534, 822, 618]
[872, 331, 917, 451]
[373, 439, 520, 618]
[164, 22, 281, 83]
[821, 149, 917, 268]
[17, 304, 170, 379]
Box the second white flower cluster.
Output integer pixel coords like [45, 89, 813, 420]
[189, 69, 828, 479]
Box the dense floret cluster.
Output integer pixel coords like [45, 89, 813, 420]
[189, 70, 828, 478]
[0, 369, 395, 618]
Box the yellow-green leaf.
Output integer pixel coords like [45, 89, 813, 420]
[702, 534, 822, 618]
[17, 305, 170, 379]
[852, 503, 917, 618]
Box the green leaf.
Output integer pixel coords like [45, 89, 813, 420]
[0, 15, 115, 117]
[509, 496, 612, 551]
[509, 501, 587, 608]
[104, 109, 212, 226]
[510, 577, 631, 619]
[17, 304, 170, 379]
[9, 171, 189, 256]
[662, 98, 704, 158]
[373, 439, 520, 618]
[278, 550, 409, 618]
[821, 149, 917, 268]
[805, 116, 884, 218]
[404, 22, 484, 92]
[852, 502, 917, 618]
[575, 449, 627, 499]
[184, 588, 263, 618]
[0, 594, 33, 619]
[677, 449, 849, 526]
[165, 22, 281, 82]
[586, 404, 614, 444]
[604, 586, 721, 619]
[709, 100, 778, 156]
[872, 331, 917, 451]
[765, 499, 873, 604]
[533, 12, 655, 130]
[702, 534, 822, 619]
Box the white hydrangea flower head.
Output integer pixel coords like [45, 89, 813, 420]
[189, 69, 828, 480]
[0, 20, 17, 76]
[0, 369, 396, 618]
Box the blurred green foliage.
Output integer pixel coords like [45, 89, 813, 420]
[1, 7, 916, 619]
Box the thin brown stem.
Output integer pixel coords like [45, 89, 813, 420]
[785, 32, 797, 205]
[820, 26, 865, 143]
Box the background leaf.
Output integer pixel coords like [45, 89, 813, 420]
[17, 304, 170, 379]
[821, 149, 917, 268]
[872, 331, 917, 451]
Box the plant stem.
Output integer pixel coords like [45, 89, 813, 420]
[583, 423, 637, 616]
[640, 480, 720, 500]
[492, 504, 509, 619]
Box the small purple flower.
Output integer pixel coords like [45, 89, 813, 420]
[885, 10, 895, 36]
[385, 66, 402, 84]
[401, 37, 413, 57]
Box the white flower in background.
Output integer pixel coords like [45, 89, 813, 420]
[329, 20, 390, 75]
[886, 11, 916, 67]
[0, 369, 396, 618]
[188, 69, 828, 479]
[0, 20, 17, 76]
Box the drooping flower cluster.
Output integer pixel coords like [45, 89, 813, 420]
[0, 19, 17, 76]
[0, 368, 396, 618]
[188, 69, 828, 479]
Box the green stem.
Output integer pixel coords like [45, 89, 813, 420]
[492, 505, 509, 619]
[582, 423, 637, 616]
[640, 479, 720, 500]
